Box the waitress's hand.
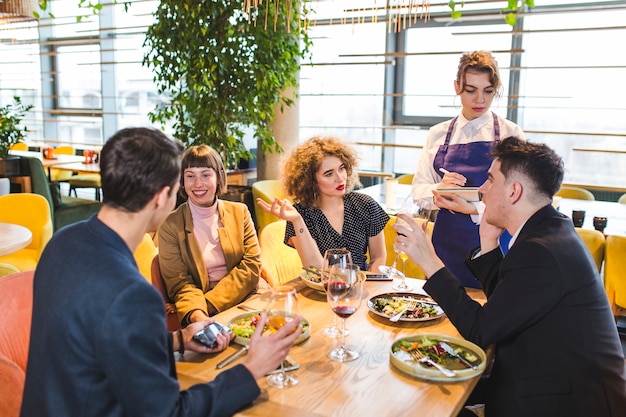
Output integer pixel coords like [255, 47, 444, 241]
[438, 170, 467, 188]
[432, 189, 478, 215]
[256, 197, 302, 223]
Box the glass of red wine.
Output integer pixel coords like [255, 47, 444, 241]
[326, 263, 364, 362]
[321, 248, 352, 338]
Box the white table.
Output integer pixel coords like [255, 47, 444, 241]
[0, 222, 32, 256]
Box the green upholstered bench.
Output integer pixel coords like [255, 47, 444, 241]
[18, 157, 102, 232]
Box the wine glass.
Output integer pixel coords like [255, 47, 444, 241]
[321, 248, 352, 338]
[265, 286, 300, 388]
[326, 263, 364, 362]
[382, 195, 433, 291]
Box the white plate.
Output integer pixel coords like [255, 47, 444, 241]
[390, 334, 486, 382]
[226, 310, 311, 346]
[368, 292, 444, 322]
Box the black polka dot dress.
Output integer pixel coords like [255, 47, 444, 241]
[284, 192, 390, 270]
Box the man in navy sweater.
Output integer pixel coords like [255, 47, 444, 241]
[396, 137, 626, 416]
[21, 127, 301, 417]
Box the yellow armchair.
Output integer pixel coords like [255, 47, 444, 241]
[252, 179, 286, 234]
[259, 220, 303, 288]
[556, 186, 595, 201]
[575, 228, 605, 273]
[0, 194, 53, 271]
[383, 216, 434, 279]
[604, 235, 626, 316]
[133, 233, 158, 283]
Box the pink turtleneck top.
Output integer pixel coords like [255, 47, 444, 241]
[188, 198, 228, 289]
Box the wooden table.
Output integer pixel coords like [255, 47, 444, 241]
[0, 222, 32, 256]
[176, 278, 487, 417]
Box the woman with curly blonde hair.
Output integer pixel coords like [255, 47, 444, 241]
[256, 136, 389, 272]
[411, 50, 525, 288]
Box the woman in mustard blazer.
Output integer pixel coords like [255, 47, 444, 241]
[158, 145, 261, 326]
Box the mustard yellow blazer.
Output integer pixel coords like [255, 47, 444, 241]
[158, 200, 261, 323]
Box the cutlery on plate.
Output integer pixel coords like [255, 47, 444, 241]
[216, 345, 249, 369]
[439, 342, 478, 370]
[389, 301, 417, 322]
[409, 349, 456, 377]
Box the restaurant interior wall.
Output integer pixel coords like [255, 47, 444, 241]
[0, 0, 624, 197]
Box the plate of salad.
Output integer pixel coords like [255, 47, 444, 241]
[367, 293, 445, 322]
[300, 267, 325, 293]
[226, 311, 311, 346]
[390, 334, 486, 382]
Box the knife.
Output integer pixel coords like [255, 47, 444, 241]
[215, 345, 249, 369]
[439, 342, 478, 370]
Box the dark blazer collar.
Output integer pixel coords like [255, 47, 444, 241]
[516, 203, 566, 242]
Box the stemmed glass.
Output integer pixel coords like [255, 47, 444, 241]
[265, 286, 300, 388]
[326, 263, 364, 362]
[321, 248, 352, 338]
[380, 195, 433, 291]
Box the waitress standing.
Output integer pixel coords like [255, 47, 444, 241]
[411, 51, 525, 288]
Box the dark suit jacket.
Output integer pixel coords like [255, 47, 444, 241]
[21, 216, 260, 417]
[425, 205, 626, 417]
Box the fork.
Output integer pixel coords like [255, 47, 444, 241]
[409, 349, 456, 377]
[389, 301, 417, 322]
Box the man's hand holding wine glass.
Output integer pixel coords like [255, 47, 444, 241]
[393, 212, 444, 279]
[242, 311, 302, 381]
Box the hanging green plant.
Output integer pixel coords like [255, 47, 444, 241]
[143, 0, 312, 169]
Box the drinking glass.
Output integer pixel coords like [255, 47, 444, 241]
[321, 248, 352, 338]
[381, 195, 433, 291]
[326, 263, 364, 362]
[265, 286, 300, 388]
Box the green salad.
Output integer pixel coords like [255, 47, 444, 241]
[372, 297, 440, 319]
[393, 336, 479, 370]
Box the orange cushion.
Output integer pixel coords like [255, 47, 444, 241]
[0, 354, 25, 417]
[0, 271, 34, 370]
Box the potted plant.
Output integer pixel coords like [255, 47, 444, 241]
[143, 0, 311, 170]
[0, 96, 33, 176]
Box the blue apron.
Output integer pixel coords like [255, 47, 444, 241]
[431, 113, 510, 288]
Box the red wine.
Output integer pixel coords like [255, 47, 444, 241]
[332, 305, 356, 318]
[327, 281, 350, 298]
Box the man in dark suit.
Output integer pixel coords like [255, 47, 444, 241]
[21, 128, 302, 417]
[396, 137, 626, 417]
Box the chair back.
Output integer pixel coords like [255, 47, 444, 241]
[134, 233, 158, 283]
[0, 194, 53, 271]
[150, 255, 180, 332]
[574, 228, 605, 272]
[49, 146, 75, 182]
[54, 146, 74, 155]
[605, 235, 626, 313]
[0, 263, 20, 277]
[618, 193, 626, 204]
[396, 174, 414, 185]
[258, 220, 303, 287]
[0, 270, 34, 417]
[383, 216, 434, 279]
[9, 142, 27, 151]
[556, 186, 595, 201]
[251, 179, 285, 234]
[0, 178, 9, 196]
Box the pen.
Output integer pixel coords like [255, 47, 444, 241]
[439, 167, 450, 175]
